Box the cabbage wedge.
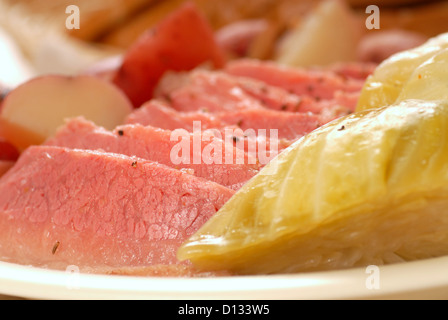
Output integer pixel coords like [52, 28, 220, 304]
[178, 99, 448, 274]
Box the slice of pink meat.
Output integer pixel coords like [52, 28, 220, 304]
[219, 108, 321, 141]
[162, 70, 265, 113]
[0, 146, 235, 272]
[156, 69, 307, 113]
[127, 98, 320, 141]
[46, 118, 261, 190]
[156, 67, 357, 120]
[126, 100, 222, 132]
[225, 59, 364, 97]
[224, 59, 367, 112]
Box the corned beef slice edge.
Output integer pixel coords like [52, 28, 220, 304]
[126, 99, 231, 133]
[224, 59, 369, 112]
[126, 100, 223, 132]
[0, 146, 234, 271]
[46, 118, 260, 190]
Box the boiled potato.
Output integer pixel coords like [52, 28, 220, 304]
[0, 75, 133, 150]
[178, 99, 448, 274]
[275, 0, 362, 67]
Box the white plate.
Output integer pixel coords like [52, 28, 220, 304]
[1, 256, 448, 300]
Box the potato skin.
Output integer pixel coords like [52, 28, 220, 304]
[113, 2, 226, 108]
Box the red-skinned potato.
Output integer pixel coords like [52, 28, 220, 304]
[0, 137, 20, 161]
[0, 75, 133, 151]
[113, 2, 226, 108]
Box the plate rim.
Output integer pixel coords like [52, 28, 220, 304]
[1, 256, 448, 300]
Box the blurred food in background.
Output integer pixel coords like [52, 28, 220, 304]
[0, 0, 447, 81]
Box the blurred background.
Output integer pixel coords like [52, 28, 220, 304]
[0, 0, 447, 87]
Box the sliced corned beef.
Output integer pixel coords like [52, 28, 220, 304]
[224, 59, 367, 111]
[126, 98, 320, 141]
[161, 70, 265, 113]
[126, 100, 222, 132]
[225, 59, 364, 97]
[46, 118, 260, 190]
[155, 67, 357, 121]
[219, 108, 321, 141]
[156, 69, 303, 113]
[0, 146, 234, 272]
